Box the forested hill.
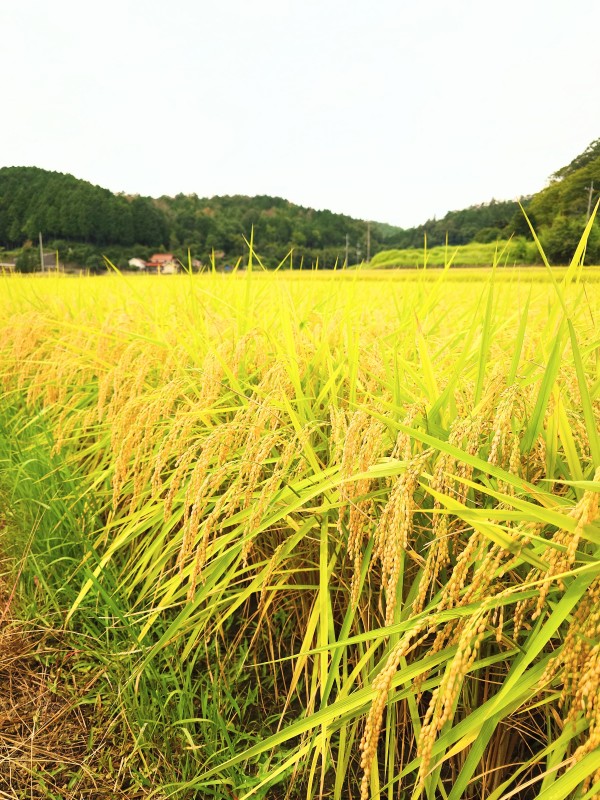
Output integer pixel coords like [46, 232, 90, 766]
[381, 198, 526, 249]
[0, 166, 399, 268]
[0, 166, 530, 268]
[356, 138, 600, 262]
[527, 138, 600, 226]
[517, 138, 600, 263]
[1, 139, 599, 269]
[0, 167, 170, 249]
[158, 192, 392, 266]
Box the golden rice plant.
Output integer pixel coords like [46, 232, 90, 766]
[0, 241, 599, 799]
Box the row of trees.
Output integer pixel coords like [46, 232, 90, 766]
[383, 199, 530, 249]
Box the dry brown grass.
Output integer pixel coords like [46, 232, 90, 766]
[0, 553, 139, 798]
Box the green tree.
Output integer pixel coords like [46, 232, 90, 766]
[541, 216, 590, 264]
[15, 242, 39, 273]
[473, 227, 503, 244]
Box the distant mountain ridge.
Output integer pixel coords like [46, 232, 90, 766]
[1, 138, 598, 268]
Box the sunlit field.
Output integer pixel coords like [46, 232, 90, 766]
[0, 259, 599, 799]
[368, 240, 539, 268]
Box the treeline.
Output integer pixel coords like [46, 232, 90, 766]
[384, 198, 529, 249]
[160, 192, 386, 267]
[1, 139, 599, 270]
[524, 138, 600, 263]
[378, 139, 600, 263]
[0, 167, 389, 269]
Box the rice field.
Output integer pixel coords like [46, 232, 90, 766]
[368, 240, 538, 269]
[0, 257, 599, 799]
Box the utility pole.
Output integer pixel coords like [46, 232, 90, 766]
[366, 221, 371, 263]
[39, 232, 44, 273]
[586, 181, 595, 220]
[345, 234, 349, 267]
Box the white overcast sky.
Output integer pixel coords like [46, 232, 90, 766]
[1, 0, 598, 227]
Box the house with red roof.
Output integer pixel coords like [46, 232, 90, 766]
[145, 253, 179, 274]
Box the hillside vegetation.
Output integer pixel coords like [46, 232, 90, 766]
[1, 138, 599, 269]
[375, 139, 600, 266]
[0, 167, 390, 270]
